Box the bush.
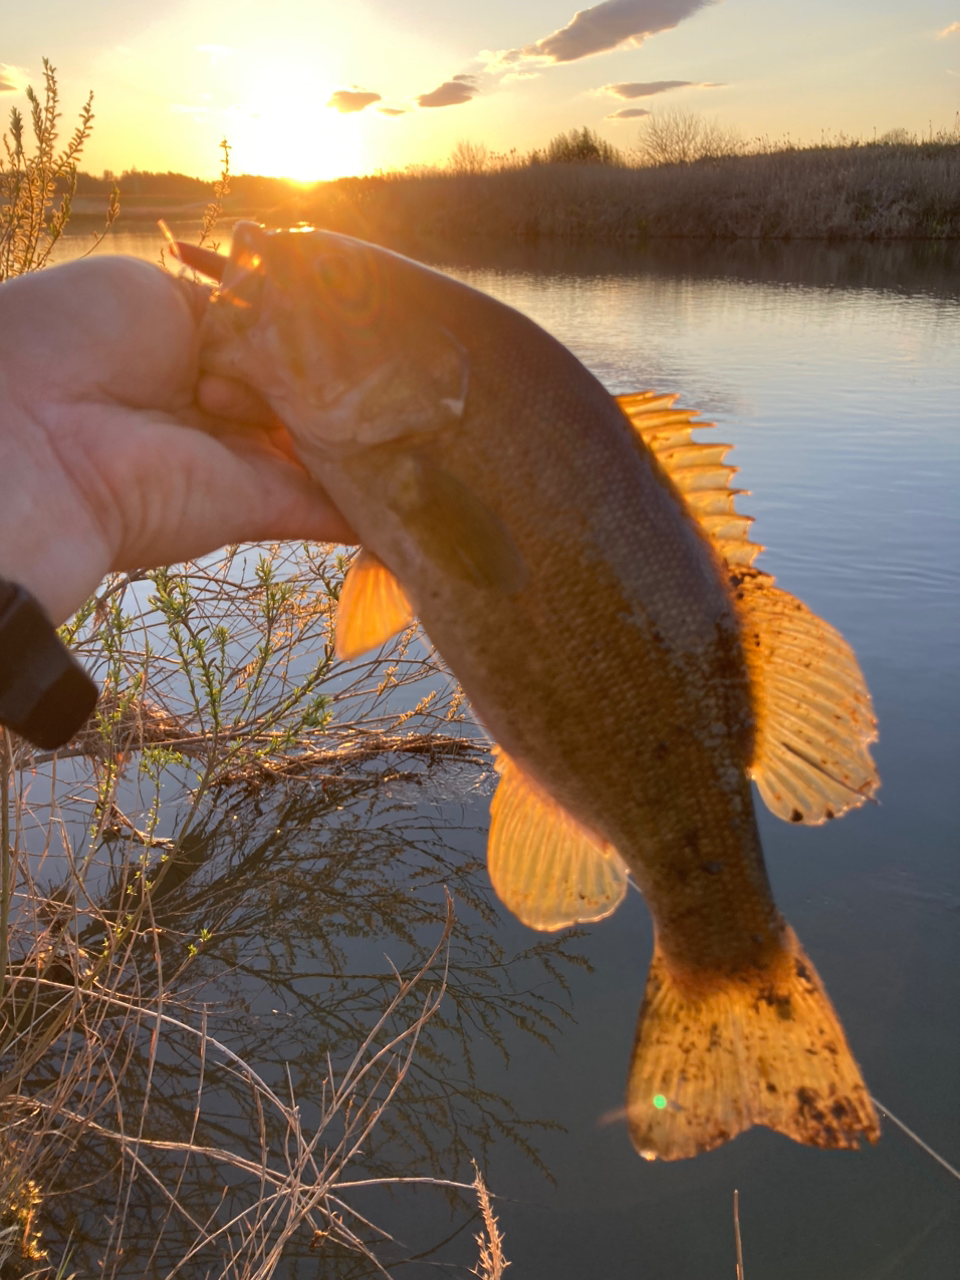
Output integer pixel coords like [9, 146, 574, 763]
[541, 126, 624, 166]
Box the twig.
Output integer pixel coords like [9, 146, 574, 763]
[734, 1188, 744, 1280]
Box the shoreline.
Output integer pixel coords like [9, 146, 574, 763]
[68, 141, 960, 244]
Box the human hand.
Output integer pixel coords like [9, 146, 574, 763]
[0, 255, 354, 626]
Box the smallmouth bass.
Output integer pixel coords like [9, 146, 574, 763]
[187, 224, 881, 1160]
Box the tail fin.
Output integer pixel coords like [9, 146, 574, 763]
[626, 926, 880, 1160]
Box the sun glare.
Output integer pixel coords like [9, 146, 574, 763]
[225, 58, 373, 182]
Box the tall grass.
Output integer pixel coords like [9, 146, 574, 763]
[302, 113, 960, 245]
[307, 141, 960, 245]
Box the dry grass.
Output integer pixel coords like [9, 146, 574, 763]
[0, 57, 117, 280]
[0, 541, 582, 1276]
[305, 130, 960, 245]
[470, 1162, 510, 1279]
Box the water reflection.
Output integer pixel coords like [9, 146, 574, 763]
[21, 756, 584, 1277]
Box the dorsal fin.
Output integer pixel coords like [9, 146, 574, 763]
[617, 391, 763, 569]
[488, 749, 628, 931]
[335, 548, 415, 660]
[732, 568, 879, 824]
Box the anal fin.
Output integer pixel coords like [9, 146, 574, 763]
[626, 926, 880, 1160]
[488, 749, 628, 931]
[335, 548, 415, 660]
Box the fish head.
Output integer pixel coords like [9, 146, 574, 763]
[202, 223, 470, 463]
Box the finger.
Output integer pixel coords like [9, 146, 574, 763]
[200, 412, 304, 467]
[197, 374, 278, 425]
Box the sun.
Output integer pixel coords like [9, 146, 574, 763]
[224, 58, 373, 182]
[228, 107, 370, 181]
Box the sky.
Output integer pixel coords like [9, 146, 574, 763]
[2, 1, 959, 180]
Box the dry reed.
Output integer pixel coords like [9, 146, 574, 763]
[304, 123, 960, 245]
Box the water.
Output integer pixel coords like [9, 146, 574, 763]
[43, 226, 960, 1276]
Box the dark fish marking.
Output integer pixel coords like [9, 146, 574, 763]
[756, 988, 793, 1020]
[790, 808, 804, 823]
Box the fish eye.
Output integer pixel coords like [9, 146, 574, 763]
[312, 248, 379, 324]
[315, 250, 354, 292]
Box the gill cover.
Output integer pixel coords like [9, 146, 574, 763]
[216, 226, 471, 453]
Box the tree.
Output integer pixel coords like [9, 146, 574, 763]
[636, 110, 742, 167]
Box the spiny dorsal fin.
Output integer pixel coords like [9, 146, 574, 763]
[488, 749, 628, 931]
[335, 548, 415, 660]
[732, 568, 879, 824]
[617, 391, 763, 569]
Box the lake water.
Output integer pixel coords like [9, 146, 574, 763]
[43, 225, 960, 1277]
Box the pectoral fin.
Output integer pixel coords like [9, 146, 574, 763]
[335, 548, 415, 660]
[733, 569, 879, 823]
[388, 458, 527, 594]
[488, 749, 628, 930]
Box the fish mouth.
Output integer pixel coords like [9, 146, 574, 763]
[173, 222, 268, 328]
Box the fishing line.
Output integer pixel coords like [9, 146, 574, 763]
[871, 1096, 960, 1182]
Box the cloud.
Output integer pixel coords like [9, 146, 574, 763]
[377, 106, 407, 116]
[416, 74, 479, 108]
[937, 21, 960, 38]
[512, 0, 716, 65]
[0, 63, 27, 93]
[328, 88, 382, 113]
[604, 79, 694, 98]
[606, 106, 652, 119]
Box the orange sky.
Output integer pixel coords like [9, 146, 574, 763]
[2, 1, 958, 180]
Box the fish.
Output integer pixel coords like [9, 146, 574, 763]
[184, 223, 882, 1160]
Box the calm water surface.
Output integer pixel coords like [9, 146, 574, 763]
[52, 227, 960, 1277]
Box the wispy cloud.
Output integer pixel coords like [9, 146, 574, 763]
[416, 74, 479, 108]
[498, 0, 717, 66]
[936, 21, 960, 38]
[377, 106, 407, 116]
[606, 106, 652, 119]
[328, 88, 382, 113]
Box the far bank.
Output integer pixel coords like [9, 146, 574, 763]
[71, 139, 960, 245]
